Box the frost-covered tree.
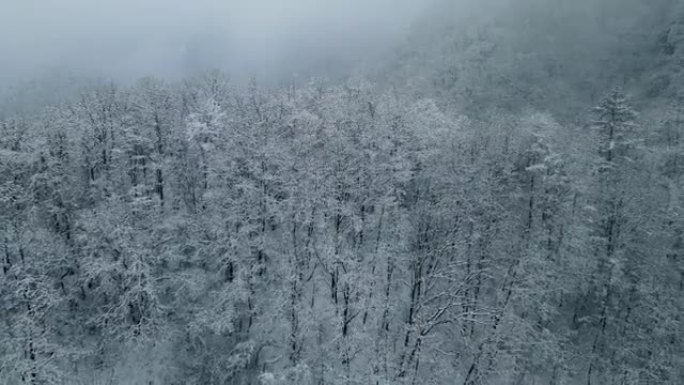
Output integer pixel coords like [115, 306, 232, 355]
[1, 62, 683, 385]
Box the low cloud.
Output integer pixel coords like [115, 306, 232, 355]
[0, 0, 427, 85]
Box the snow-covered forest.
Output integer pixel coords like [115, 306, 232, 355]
[1, 0, 683, 384]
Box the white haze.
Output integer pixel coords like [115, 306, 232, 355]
[0, 0, 427, 87]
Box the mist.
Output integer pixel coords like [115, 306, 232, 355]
[0, 0, 425, 87]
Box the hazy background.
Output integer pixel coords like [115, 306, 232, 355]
[0, 0, 428, 88]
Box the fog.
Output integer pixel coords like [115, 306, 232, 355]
[0, 0, 427, 87]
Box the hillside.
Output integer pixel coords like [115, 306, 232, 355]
[0, 1, 683, 385]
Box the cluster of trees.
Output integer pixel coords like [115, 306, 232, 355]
[386, 0, 674, 120]
[0, 68, 682, 385]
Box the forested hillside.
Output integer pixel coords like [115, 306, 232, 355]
[1, 1, 683, 385]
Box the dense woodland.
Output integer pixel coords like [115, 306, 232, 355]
[1, 1, 684, 384]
